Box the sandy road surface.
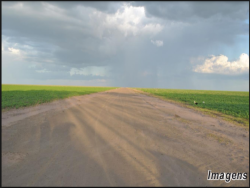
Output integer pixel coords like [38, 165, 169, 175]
[2, 88, 249, 186]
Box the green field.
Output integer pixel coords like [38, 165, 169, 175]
[137, 88, 249, 125]
[2, 84, 116, 109]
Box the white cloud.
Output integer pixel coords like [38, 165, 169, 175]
[70, 66, 109, 76]
[142, 24, 163, 35]
[104, 4, 163, 37]
[36, 69, 51, 73]
[151, 40, 164, 47]
[193, 53, 249, 75]
[8, 47, 21, 55]
[9, 2, 24, 10]
[105, 4, 144, 36]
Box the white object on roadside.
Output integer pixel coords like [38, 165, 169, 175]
[203, 101, 205, 103]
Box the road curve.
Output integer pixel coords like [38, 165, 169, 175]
[2, 88, 249, 186]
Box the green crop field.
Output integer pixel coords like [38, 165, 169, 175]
[2, 84, 116, 110]
[137, 88, 249, 125]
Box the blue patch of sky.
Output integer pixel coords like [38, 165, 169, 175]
[208, 34, 249, 62]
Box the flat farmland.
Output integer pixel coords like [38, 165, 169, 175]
[2, 84, 116, 110]
[137, 88, 249, 126]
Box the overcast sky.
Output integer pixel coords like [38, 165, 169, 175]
[2, 1, 249, 91]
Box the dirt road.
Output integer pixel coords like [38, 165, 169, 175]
[2, 88, 249, 186]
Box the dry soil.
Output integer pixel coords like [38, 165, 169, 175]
[2, 88, 249, 186]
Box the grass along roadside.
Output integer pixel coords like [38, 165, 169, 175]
[2, 84, 116, 110]
[133, 88, 249, 127]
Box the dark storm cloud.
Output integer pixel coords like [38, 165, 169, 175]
[2, 1, 249, 90]
[132, 1, 249, 21]
[49, 1, 124, 14]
